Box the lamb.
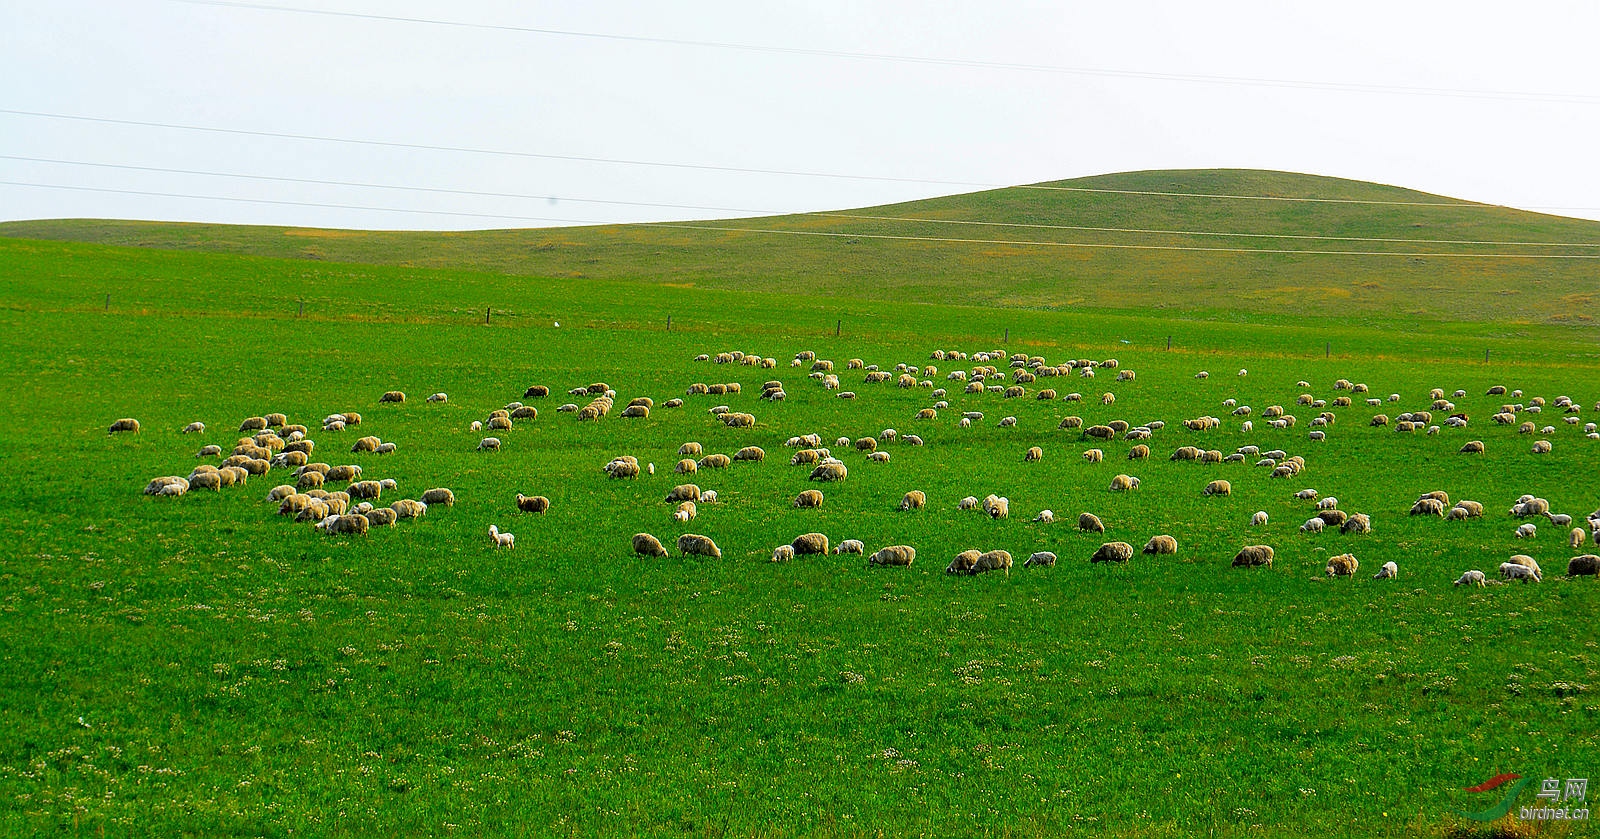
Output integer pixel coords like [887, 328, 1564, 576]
[1083, 449, 1104, 463]
[809, 462, 848, 482]
[870, 544, 921, 570]
[946, 550, 981, 574]
[673, 501, 697, 522]
[1454, 569, 1487, 587]
[676, 533, 722, 558]
[1024, 446, 1043, 462]
[867, 451, 892, 463]
[196, 444, 223, 458]
[794, 489, 825, 509]
[1142, 535, 1178, 555]
[1251, 511, 1269, 526]
[1204, 480, 1231, 497]
[109, 418, 141, 434]
[1300, 517, 1325, 534]
[477, 437, 502, 452]
[1372, 561, 1399, 580]
[1341, 514, 1372, 534]
[982, 495, 1009, 519]
[488, 525, 515, 548]
[1515, 523, 1538, 539]
[1108, 474, 1140, 492]
[427, 393, 448, 403]
[1032, 509, 1055, 523]
[1568, 555, 1600, 575]
[1325, 553, 1359, 576]
[904, 434, 924, 446]
[1078, 512, 1106, 533]
[833, 539, 865, 555]
[1500, 562, 1540, 582]
[1023, 551, 1057, 568]
[771, 544, 796, 563]
[791, 532, 830, 555]
[1317, 497, 1339, 510]
[899, 491, 926, 511]
[958, 496, 980, 511]
[1571, 527, 1588, 549]
[1091, 542, 1135, 563]
[379, 391, 406, 403]
[389, 499, 427, 519]
[1410, 498, 1446, 517]
[1548, 513, 1572, 528]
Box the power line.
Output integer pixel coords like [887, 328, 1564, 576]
[8, 179, 1600, 259]
[0, 109, 1501, 208]
[174, 0, 1600, 106]
[6, 154, 1599, 248]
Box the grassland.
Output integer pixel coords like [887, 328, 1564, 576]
[7, 169, 1600, 325]
[2, 225, 1599, 837]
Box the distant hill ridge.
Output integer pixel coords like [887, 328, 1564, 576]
[5, 168, 1599, 324]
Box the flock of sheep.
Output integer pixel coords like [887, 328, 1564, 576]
[117, 344, 1600, 584]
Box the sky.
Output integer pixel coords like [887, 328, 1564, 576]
[5, 0, 1600, 230]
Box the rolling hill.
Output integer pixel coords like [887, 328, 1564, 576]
[6, 168, 1600, 324]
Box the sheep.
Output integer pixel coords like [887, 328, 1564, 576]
[733, 446, 765, 462]
[1568, 555, 1600, 575]
[1203, 479, 1231, 497]
[673, 501, 697, 522]
[1571, 527, 1588, 549]
[1108, 474, 1140, 492]
[1515, 523, 1538, 539]
[899, 491, 926, 511]
[903, 434, 924, 447]
[294, 500, 331, 522]
[143, 475, 190, 495]
[1300, 517, 1325, 534]
[698, 454, 732, 470]
[1410, 498, 1446, 517]
[1325, 553, 1359, 576]
[1058, 416, 1084, 429]
[195, 444, 223, 458]
[1317, 509, 1349, 528]
[809, 462, 848, 482]
[791, 489, 825, 509]
[1511, 498, 1550, 518]
[1083, 449, 1104, 463]
[946, 550, 981, 575]
[325, 464, 361, 482]
[1016, 551, 1055, 569]
[1142, 535, 1178, 555]
[663, 484, 702, 505]
[264, 483, 297, 502]
[1033, 509, 1056, 523]
[1247, 511, 1268, 527]
[379, 391, 406, 404]
[1505, 554, 1543, 579]
[320, 514, 370, 536]
[982, 495, 1009, 519]
[363, 507, 398, 527]
[1231, 545, 1274, 567]
[347, 480, 382, 500]
[1454, 570, 1487, 587]
[1532, 440, 1553, 454]
[295, 470, 326, 491]
[862, 544, 915, 568]
[969, 550, 1013, 575]
[1091, 542, 1135, 563]
[791, 532, 830, 555]
[769, 544, 796, 563]
[1341, 514, 1372, 534]
[109, 418, 141, 434]
[1078, 512, 1105, 533]
[832, 539, 865, 555]
[1372, 561, 1398, 580]
[477, 437, 502, 452]
[1500, 562, 1540, 582]
[1317, 497, 1339, 511]
[1293, 488, 1319, 501]
[1549, 513, 1573, 528]
[485, 525, 515, 548]
[997, 416, 1018, 428]
[958, 496, 980, 511]
[676, 533, 722, 558]
[419, 488, 455, 507]
[625, 532, 669, 558]
[1453, 500, 1484, 518]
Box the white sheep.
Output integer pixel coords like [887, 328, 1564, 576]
[471, 420, 483, 432]
[1454, 570, 1486, 587]
[1251, 511, 1268, 526]
[1033, 509, 1055, 523]
[488, 525, 515, 548]
[478, 437, 501, 451]
[1515, 523, 1537, 539]
[1499, 562, 1540, 582]
[1318, 497, 1338, 510]
[1300, 517, 1325, 534]
[1372, 561, 1398, 579]
[427, 393, 448, 403]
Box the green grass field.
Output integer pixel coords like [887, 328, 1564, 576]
[3, 189, 1599, 837]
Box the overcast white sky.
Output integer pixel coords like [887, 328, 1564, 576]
[5, 0, 1600, 230]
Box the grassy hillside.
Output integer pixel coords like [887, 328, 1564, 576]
[2, 239, 1599, 837]
[7, 169, 1600, 324]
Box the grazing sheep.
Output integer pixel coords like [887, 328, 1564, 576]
[180, 421, 206, 435]
[1204, 479, 1232, 497]
[426, 392, 448, 403]
[1032, 509, 1056, 524]
[1515, 523, 1538, 539]
[698, 454, 732, 470]
[477, 437, 502, 452]
[470, 420, 483, 432]
[1341, 514, 1372, 534]
[196, 444, 223, 458]
[1078, 512, 1105, 533]
[1454, 569, 1491, 588]
[983, 495, 1010, 519]
[632, 533, 669, 557]
[1409, 498, 1446, 517]
[1022, 551, 1057, 568]
[1500, 562, 1540, 582]
[1108, 474, 1140, 492]
[1317, 509, 1349, 527]
[1511, 498, 1550, 518]
[620, 405, 650, 419]
[1325, 553, 1359, 576]
[771, 544, 796, 563]
[295, 471, 326, 491]
[1300, 517, 1325, 534]
[347, 480, 381, 500]
[1317, 497, 1339, 511]
[421, 488, 455, 507]
[946, 550, 981, 575]
[809, 462, 848, 482]
[958, 496, 980, 511]
[1571, 527, 1588, 549]
[794, 489, 825, 509]
[379, 391, 406, 404]
[325, 464, 361, 482]
[1549, 513, 1573, 528]
[1505, 554, 1543, 579]
[1371, 561, 1398, 580]
[1058, 416, 1084, 429]
[899, 491, 927, 511]
[791, 532, 830, 555]
[832, 539, 865, 555]
[969, 550, 1013, 575]
[1142, 535, 1178, 555]
[363, 508, 397, 527]
[516, 494, 550, 513]
[1249, 511, 1269, 527]
[1452, 500, 1484, 518]
[676, 533, 722, 559]
[867, 451, 892, 463]
[674, 501, 697, 521]
[666, 484, 702, 504]
[867, 544, 916, 567]
[1231, 545, 1274, 567]
[1532, 440, 1553, 454]
[1568, 554, 1600, 575]
[1091, 542, 1135, 563]
[1083, 449, 1104, 463]
[1024, 446, 1043, 463]
[674, 458, 699, 475]
[109, 418, 141, 434]
[733, 446, 765, 462]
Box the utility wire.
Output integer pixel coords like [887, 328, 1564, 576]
[0, 109, 1496, 208]
[174, 0, 1600, 106]
[8, 179, 1600, 259]
[6, 154, 1599, 248]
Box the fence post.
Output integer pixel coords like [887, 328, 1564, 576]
[1326, 342, 1331, 359]
[667, 315, 672, 332]
[486, 307, 491, 325]
[1004, 328, 1009, 344]
[104, 294, 110, 312]
[835, 319, 841, 338]
[1485, 349, 1490, 364]
[1166, 335, 1172, 351]
[298, 300, 304, 318]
